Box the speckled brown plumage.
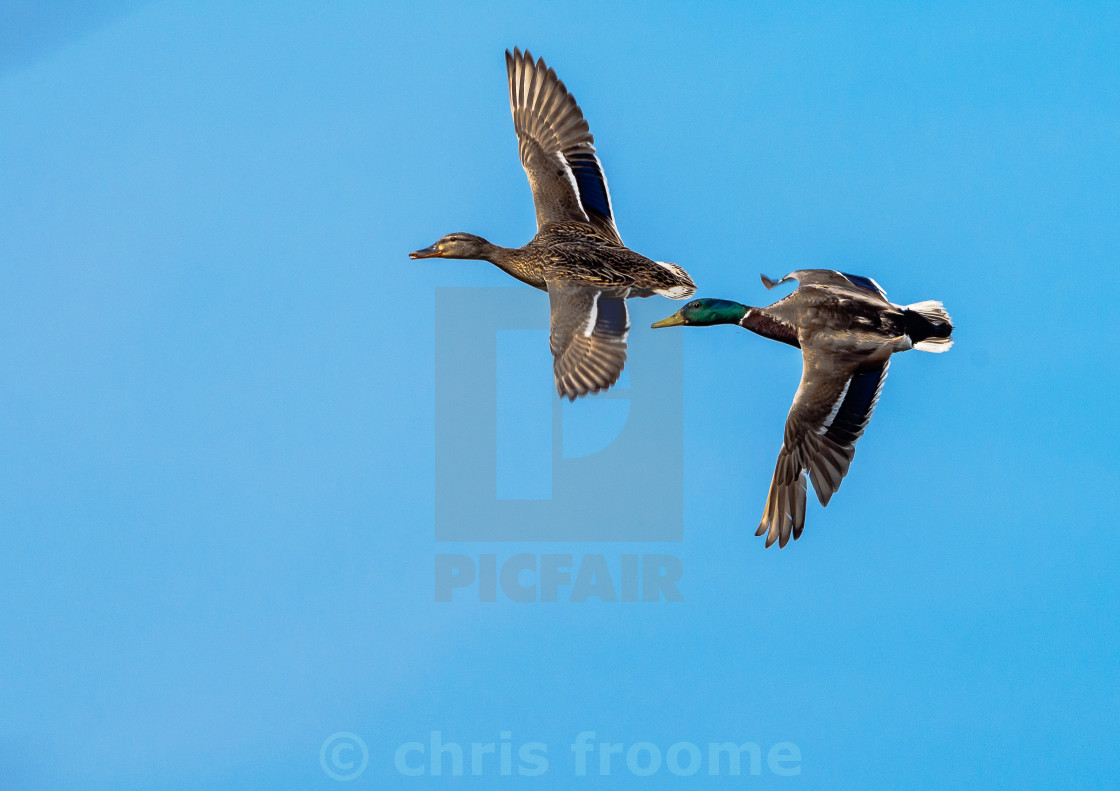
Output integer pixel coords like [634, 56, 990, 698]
[411, 49, 696, 400]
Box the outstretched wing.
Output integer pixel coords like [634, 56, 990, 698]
[547, 280, 629, 400]
[761, 270, 889, 302]
[506, 48, 621, 244]
[757, 349, 890, 548]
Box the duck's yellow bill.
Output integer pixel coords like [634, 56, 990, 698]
[651, 312, 686, 328]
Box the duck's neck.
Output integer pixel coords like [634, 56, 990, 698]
[462, 240, 507, 264]
[483, 244, 544, 288]
[739, 307, 800, 347]
[484, 243, 521, 272]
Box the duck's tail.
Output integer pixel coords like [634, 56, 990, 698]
[904, 300, 954, 352]
[652, 260, 697, 300]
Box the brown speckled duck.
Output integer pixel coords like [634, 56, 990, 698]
[411, 48, 696, 400]
[652, 270, 953, 548]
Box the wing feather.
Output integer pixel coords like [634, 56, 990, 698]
[547, 281, 629, 400]
[506, 48, 622, 243]
[762, 269, 889, 302]
[758, 349, 889, 547]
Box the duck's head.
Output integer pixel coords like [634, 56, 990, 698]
[410, 233, 493, 261]
[651, 298, 748, 328]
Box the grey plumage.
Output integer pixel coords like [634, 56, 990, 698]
[650, 269, 953, 548]
[755, 271, 951, 547]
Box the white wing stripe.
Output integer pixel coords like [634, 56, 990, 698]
[583, 292, 600, 337]
[818, 378, 851, 433]
[552, 152, 589, 221]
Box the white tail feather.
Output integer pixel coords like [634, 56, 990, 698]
[914, 338, 954, 352]
[905, 300, 954, 353]
[653, 261, 696, 299]
[905, 300, 951, 324]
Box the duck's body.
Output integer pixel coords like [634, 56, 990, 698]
[443, 222, 693, 296]
[758, 272, 951, 354]
[411, 49, 695, 400]
[652, 270, 953, 548]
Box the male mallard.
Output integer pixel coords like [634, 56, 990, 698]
[652, 270, 953, 548]
[411, 48, 696, 400]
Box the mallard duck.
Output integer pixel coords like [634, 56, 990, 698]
[652, 270, 953, 548]
[410, 48, 696, 400]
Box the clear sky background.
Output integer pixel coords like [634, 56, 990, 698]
[1, 1, 1118, 789]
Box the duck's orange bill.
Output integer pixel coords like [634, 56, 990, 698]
[409, 245, 443, 259]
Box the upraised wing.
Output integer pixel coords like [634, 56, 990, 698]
[761, 270, 889, 301]
[506, 48, 621, 244]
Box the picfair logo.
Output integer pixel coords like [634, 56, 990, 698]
[434, 287, 683, 542]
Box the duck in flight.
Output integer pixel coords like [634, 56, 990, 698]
[411, 48, 696, 400]
[652, 270, 953, 548]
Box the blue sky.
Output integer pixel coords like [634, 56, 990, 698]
[1, 1, 1118, 788]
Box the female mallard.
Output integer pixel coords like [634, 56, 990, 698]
[652, 270, 953, 548]
[410, 48, 696, 400]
